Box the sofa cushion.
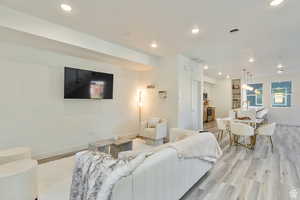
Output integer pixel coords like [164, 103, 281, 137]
[0, 159, 38, 200]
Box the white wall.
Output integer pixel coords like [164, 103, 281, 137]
[253, 73, 300, 125]
[140, 54, 203, 130]
[139, 55, 179, 128]
[204, 76, 217, 85]
[0, 42, 141, 159]
[209, 79, 232, 118]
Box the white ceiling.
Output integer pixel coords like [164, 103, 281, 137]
[0, 0, 299, 78]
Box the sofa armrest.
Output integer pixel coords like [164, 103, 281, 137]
[0, 147, 32, 165]
[0, 159, 38, 199]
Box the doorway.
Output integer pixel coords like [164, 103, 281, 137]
[203, 81, 217, 131]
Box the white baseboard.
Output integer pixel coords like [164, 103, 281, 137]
[33, 131, 140, 160]
[33, 144, 88, 160]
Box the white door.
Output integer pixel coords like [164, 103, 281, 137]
[191, 80, 202, 130]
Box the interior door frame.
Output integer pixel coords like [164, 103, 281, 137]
[191, 80, 203, 130]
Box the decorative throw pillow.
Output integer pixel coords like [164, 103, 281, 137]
[147, 118, 160, 128]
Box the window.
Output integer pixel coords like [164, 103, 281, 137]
[246, 83, 263, 107]
[271, 81, 292, 107]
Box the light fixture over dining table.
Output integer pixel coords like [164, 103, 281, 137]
[242, 69, 254, 91]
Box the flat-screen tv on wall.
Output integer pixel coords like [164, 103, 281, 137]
[64, 67, 114, 99]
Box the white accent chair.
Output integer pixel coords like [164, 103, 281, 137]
[230, 122, 255, 149]
[216, 118, 231, 144]
[256, 122, 276, 152]
[0, 147, 38, 200]
[140, 118, 167, 145]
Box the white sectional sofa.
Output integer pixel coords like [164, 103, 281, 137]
[112, 148, 212, 200]
[111, 129, 214, 200]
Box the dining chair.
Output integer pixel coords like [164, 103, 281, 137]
[230, 122, 255, 149]
[228, 110, 236, 119]
[237, 109, 257, 120]
[216, 118, 231, 145]
[256, 108, 269, 124]
[237, 109, 260, 128]
[256, 122, 276, 152]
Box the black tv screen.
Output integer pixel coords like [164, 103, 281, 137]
[64, 67, 114, 99]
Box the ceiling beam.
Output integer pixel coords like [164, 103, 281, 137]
[0, 5, 159, 69]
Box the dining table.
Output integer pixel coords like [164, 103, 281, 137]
[222, 117, 264, 148]
[222, 117, 264, 124]
[233, 118, 264, 125]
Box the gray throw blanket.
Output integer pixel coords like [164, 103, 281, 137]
[168, 132, 223, 162]
[70, 151, 146, 200]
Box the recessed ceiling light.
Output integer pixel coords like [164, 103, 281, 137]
[277, 69, 284, 74]
[229, 28, 240, 34]
[218, 72, 222, 76]
[61, 4, 72, 12]
[226, 75, 230, 79]
[204, 65, 209, 70]
[277, 64, 284, 69]
[192, 27, 200, 34]
[270, 0, 285, 7]
[249, 57, 255, 63]
[150, 41, 158, 48]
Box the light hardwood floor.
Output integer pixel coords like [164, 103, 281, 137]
[182, 125, 300, 200]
